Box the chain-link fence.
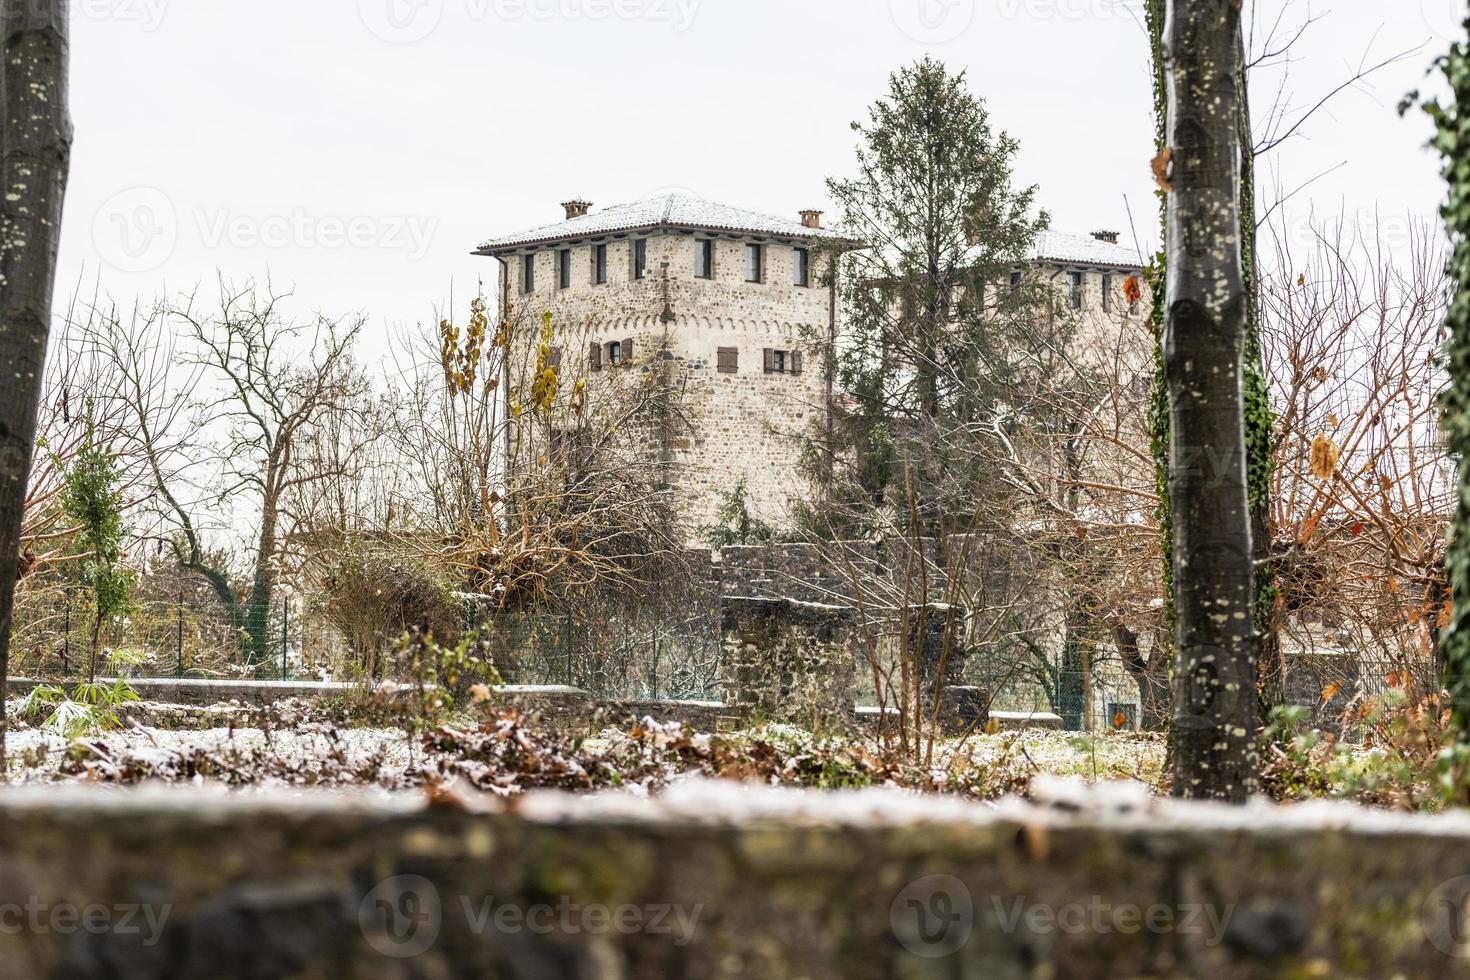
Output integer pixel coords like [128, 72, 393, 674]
[477, 612, 722, 701]
[8, 588, 330, 682]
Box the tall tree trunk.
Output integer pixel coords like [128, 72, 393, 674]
[245, 492, 280, 664]
[1162, 0, 1258, 802]
[0, 0, 71, 775]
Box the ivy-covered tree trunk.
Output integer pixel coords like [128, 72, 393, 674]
[1434, 19, 1470, 732]
[1162, 0, 1259, 802]
[0, 0, 71, 773]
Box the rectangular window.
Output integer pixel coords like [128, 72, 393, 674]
[695, 239, 714, 279]
[1101, 273, 1113, 313]
[716, 346, 739, 374]
[762, 348, 803, 375]
[594, 244, 607, 285]
[1068, 270, 1084, 310]
[793, 247, 810, 287]
[606, 340, 623, 367]
[1009, 270, 1023, 292]
[633, 239, 647, 280]
[522, 253, 535, 294]
[745, 243, 763, 283]
[558, 249, 571, 290]
[974, 277, 986, 312]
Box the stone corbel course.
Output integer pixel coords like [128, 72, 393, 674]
[0, 781, 1463, 977]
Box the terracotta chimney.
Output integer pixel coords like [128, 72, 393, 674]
[799, 209, 823, 229]
[562, 199, 593, 219]
[1090, 229, 1120, 244]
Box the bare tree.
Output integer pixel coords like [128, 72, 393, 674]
[92, 281, 369, 665]
[0, 0, 72, 772]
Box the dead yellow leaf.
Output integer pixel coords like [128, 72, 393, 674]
[1320, 682, 1341, 702]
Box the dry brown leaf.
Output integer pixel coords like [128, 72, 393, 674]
[1123, 274, 1144, 305]
[1310, 433, 1339, 480]
[1151, 148, 1173, 191]
[1021, 823, 1051, 861]
[1320, 682, 1341, 703]
[1297, 514, 1322, 545]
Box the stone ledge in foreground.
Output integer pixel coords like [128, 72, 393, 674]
[0, 779, 1463, 978]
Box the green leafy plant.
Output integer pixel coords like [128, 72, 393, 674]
[58, 404, 136, 683]
[702, 479, 776, 549]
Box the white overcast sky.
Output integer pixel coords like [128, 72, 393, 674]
[62, 0, 1455, 362]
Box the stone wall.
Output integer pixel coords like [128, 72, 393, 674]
[720, 596, 858, 725]
[0, 782, 1465, 978]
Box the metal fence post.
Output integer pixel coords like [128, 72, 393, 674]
[564, 614, 573, 688]
[281, 599, 289, 681]
[176, 590, 184, 678]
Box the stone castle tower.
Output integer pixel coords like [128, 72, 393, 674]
[476, 193, 854, 536]
[475, 194, 1147, 539]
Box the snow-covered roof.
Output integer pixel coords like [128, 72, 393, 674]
[1030, 229, 1145, 269]
[475, 193, 855, 253]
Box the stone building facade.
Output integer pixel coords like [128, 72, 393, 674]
[475, 196, 1149, 541]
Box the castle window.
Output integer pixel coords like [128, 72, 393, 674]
[717, 346, 739, 374]
[604, 338, 634, 368]
[973, 276, 986, 312]
[695, 239, 714, 279]
[763, 348, 802, 375]
[594, 244, 607, 285]
[793, 247, 810, 287]
[1068, 270, 1084, 310]
[746, 244, 763, 283]
[558, 249, 572, 290]
[1101, 273, 1113, 313]
[522, 253, 535, 294]
[633, 239, 648, 280]
[1009, 270, 1022, 292]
